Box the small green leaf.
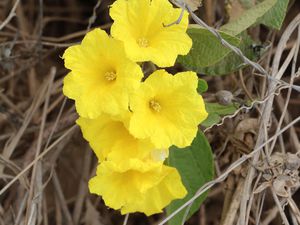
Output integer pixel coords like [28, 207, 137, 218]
[239, 0, 255, 9]
[201, 102, 237, 127]
[205, 102, 237, 115]
[201, 113, 221, 128]
[166, 131, 214, 225]
[197, 79, 208, 94]
[221, 0, 277, 35]
[177, 26, 240, 70]
[258, 0, 289, 30]
[197, 33, 258, 76]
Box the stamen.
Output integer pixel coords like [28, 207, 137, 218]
[104, 71, 117, 81]
[137, 37, 149, 48]
[149, 99, 161, 112]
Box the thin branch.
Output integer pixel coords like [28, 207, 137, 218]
[0, 0, 20, 31]
[87, 0, 102, 32]
[271, 188, 290, 225]
[123, 214, 129, 225]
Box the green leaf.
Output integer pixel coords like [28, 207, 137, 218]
[166, 132, 214, 225]
[258, 0, 289, 30]
[201, 103, 237, 127]
[177, 26, 240, 70]
[201, 113, 221, 128]
[221, 0, 277, 35]
[197, 79, 208, 94]
[205, 102, 237, 115]
[239, 0, 255, 9]
[197, 33, 259, 76]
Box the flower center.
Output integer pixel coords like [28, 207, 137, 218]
[149, 99, 161, 112]
[137, 37, 149, 48]
[104, 71, 117, 81]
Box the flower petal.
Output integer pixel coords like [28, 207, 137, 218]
[129, 70, 208, 148]
[77, 114, 156, 162]
[89, 159, 187, 216]
[110, 0, 192, 67]
[63, 28, 143, 118]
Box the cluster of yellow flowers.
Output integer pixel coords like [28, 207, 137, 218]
[63, 0, 208, 216]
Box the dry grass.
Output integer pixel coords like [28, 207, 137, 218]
[0, 0, 300, 225]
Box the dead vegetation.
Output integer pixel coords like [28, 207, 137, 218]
[0, 0, 300, 225]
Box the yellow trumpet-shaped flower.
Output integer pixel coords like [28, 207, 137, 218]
[109, 0, 192, 67]
[77, 114, 168, 162]
[63, 28, 143, 119]
[89, 159, 187, 215]
[129, 70, 208, 148]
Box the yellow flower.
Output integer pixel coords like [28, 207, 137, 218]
[76, 114, 168, 162]
[63, 28, 143, 119]
[129, 70, 208, 148]
[109, 0, 192, 67]
[89, 159, 187, 215]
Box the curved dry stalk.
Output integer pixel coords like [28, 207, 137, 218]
[270, 26, 300, 154]
[239, 14, 300, 225]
